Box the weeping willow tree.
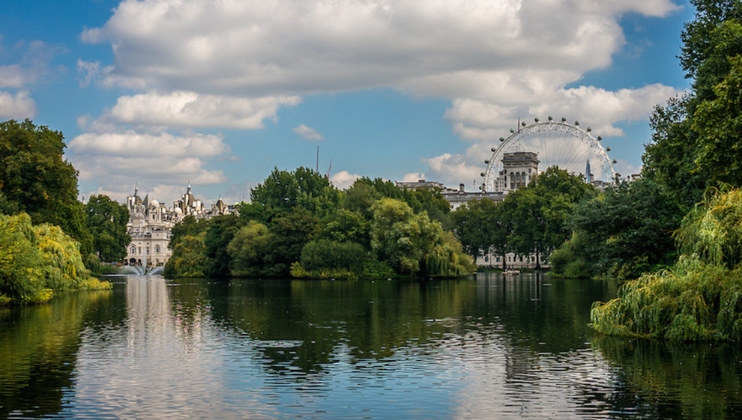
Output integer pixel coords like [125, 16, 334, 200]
[591, 188, 742, 341]
[0, 213, 109, 305]
[423, 232, 476, 278]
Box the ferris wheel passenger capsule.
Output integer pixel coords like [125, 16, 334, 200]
[491, 147, 496, 152]
[535, 117, 539, 122]
[500, 137, 505, 142]
[606, 147, 611, 152]
[485, 160, 490, 164]
[521, 121, 527, 127]
[612, 159, 617, 164]
[575, 121, 580, 126]
[597, 136, 602, 141]
[510, 128, 515, 133]
[548, 116, 553, 121]
[561, 117, 566, 122]
[586, 127, 591, 132]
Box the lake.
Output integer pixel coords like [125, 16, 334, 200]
[1, 272, 741, 419]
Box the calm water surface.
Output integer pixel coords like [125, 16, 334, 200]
[2, 273, 741, 419]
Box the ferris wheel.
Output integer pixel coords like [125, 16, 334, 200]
[480, 117, 616, 192]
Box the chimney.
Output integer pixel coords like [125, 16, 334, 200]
[459, 183, 465, 192]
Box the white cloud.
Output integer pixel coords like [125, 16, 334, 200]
[81, 0, 680, 96]
[0, 65, 28, 88]
[76, 0, 685, 192]
[330, 170, 361, 190]
[402, 172, 425, 182]
[293, 124, 324, 141]
[85, 91, 301, 130]
[69, 131, 229, 157]
[69, 131, 230, 203]
[0, 90, 36, 119]
[445, 83, 682, 141]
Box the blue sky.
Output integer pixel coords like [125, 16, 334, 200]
[0, 0, 695, 205]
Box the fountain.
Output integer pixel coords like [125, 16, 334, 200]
[121, 247, 164, 276]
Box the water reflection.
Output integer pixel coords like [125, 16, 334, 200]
[2, 273, 742, 418]
[0, 290, 111, 418]
[70, 276, 277, 418]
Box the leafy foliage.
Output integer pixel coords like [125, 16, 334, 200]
[85, 194, 130, 262]
[0, 119, 93, 255]
[227, 221, 272, 277]
[0, 213, 109, 305]
[591, 188, 742, 341]
[163, 234, 208, 278]
[291, 240, 367, 280]
[250, 167, 341, 217]
[562, 178, 683, 279]
[370, 198, 443, 275]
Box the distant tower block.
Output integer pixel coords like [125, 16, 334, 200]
[586, 159, 593, 183]
[497, 152, 539, 193]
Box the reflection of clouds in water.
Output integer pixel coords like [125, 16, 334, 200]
[450, 340, 617, 419]
[70, 277, 278, 419]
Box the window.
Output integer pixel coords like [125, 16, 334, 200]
[131, 245, 136, 254]
[155, 245, 161, 254]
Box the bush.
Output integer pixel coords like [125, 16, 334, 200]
[291, 240, 367, 279]
[163, 234, 208, 278]
[0, 213, 108, 304]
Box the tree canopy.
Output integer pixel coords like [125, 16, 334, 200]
[0, 119, 92, 255]
[85, 194, 130, 262]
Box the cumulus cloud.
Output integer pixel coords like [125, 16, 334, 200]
[330, 170, 361, 189]
[76, 0, 685, 191]
[81, 0, 679, 96]
[293, 124, 324, 141]
[0, 90, 36, 119]
[85, 91, 301, 130]
[445, 83, 682, 141]
[69, 131, 230, 202]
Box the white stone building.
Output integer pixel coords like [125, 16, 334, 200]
[124, 183, 235, 267]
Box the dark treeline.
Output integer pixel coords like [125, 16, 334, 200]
[0, 119, 129, 304]
[164, 167, 475, 280]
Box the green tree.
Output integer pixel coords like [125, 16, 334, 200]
[250, 167, 341, 217]
[370, 198, 442, 275]
[291, 239, 368, 279]
[163, 234, 208, 278]
[0, 119, 92, 255]
[502, 166, 593, 267]
[693, 55, 742, 186]
[204, 214, 240, 278]
[1, 213, 109, 304]
[85, 194, 130, 262]
[169, 215, 211, 250]
[450, 198, 511, 269]
[318, 208, 371, 250]
[227, 221, 272, 277]
[566, 178, 683, 279]
[262, 208, 319, 277]
[343, 181, 383, 219]
[643, 96, 706, 209]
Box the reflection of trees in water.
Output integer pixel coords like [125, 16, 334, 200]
[0, 290, 111, 418]
[593, 336, 742, 419]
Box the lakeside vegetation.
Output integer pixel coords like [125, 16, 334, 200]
[0, 120, 126, 305]
[164, 168, 475, 280]
[589, 0, 742, 341]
